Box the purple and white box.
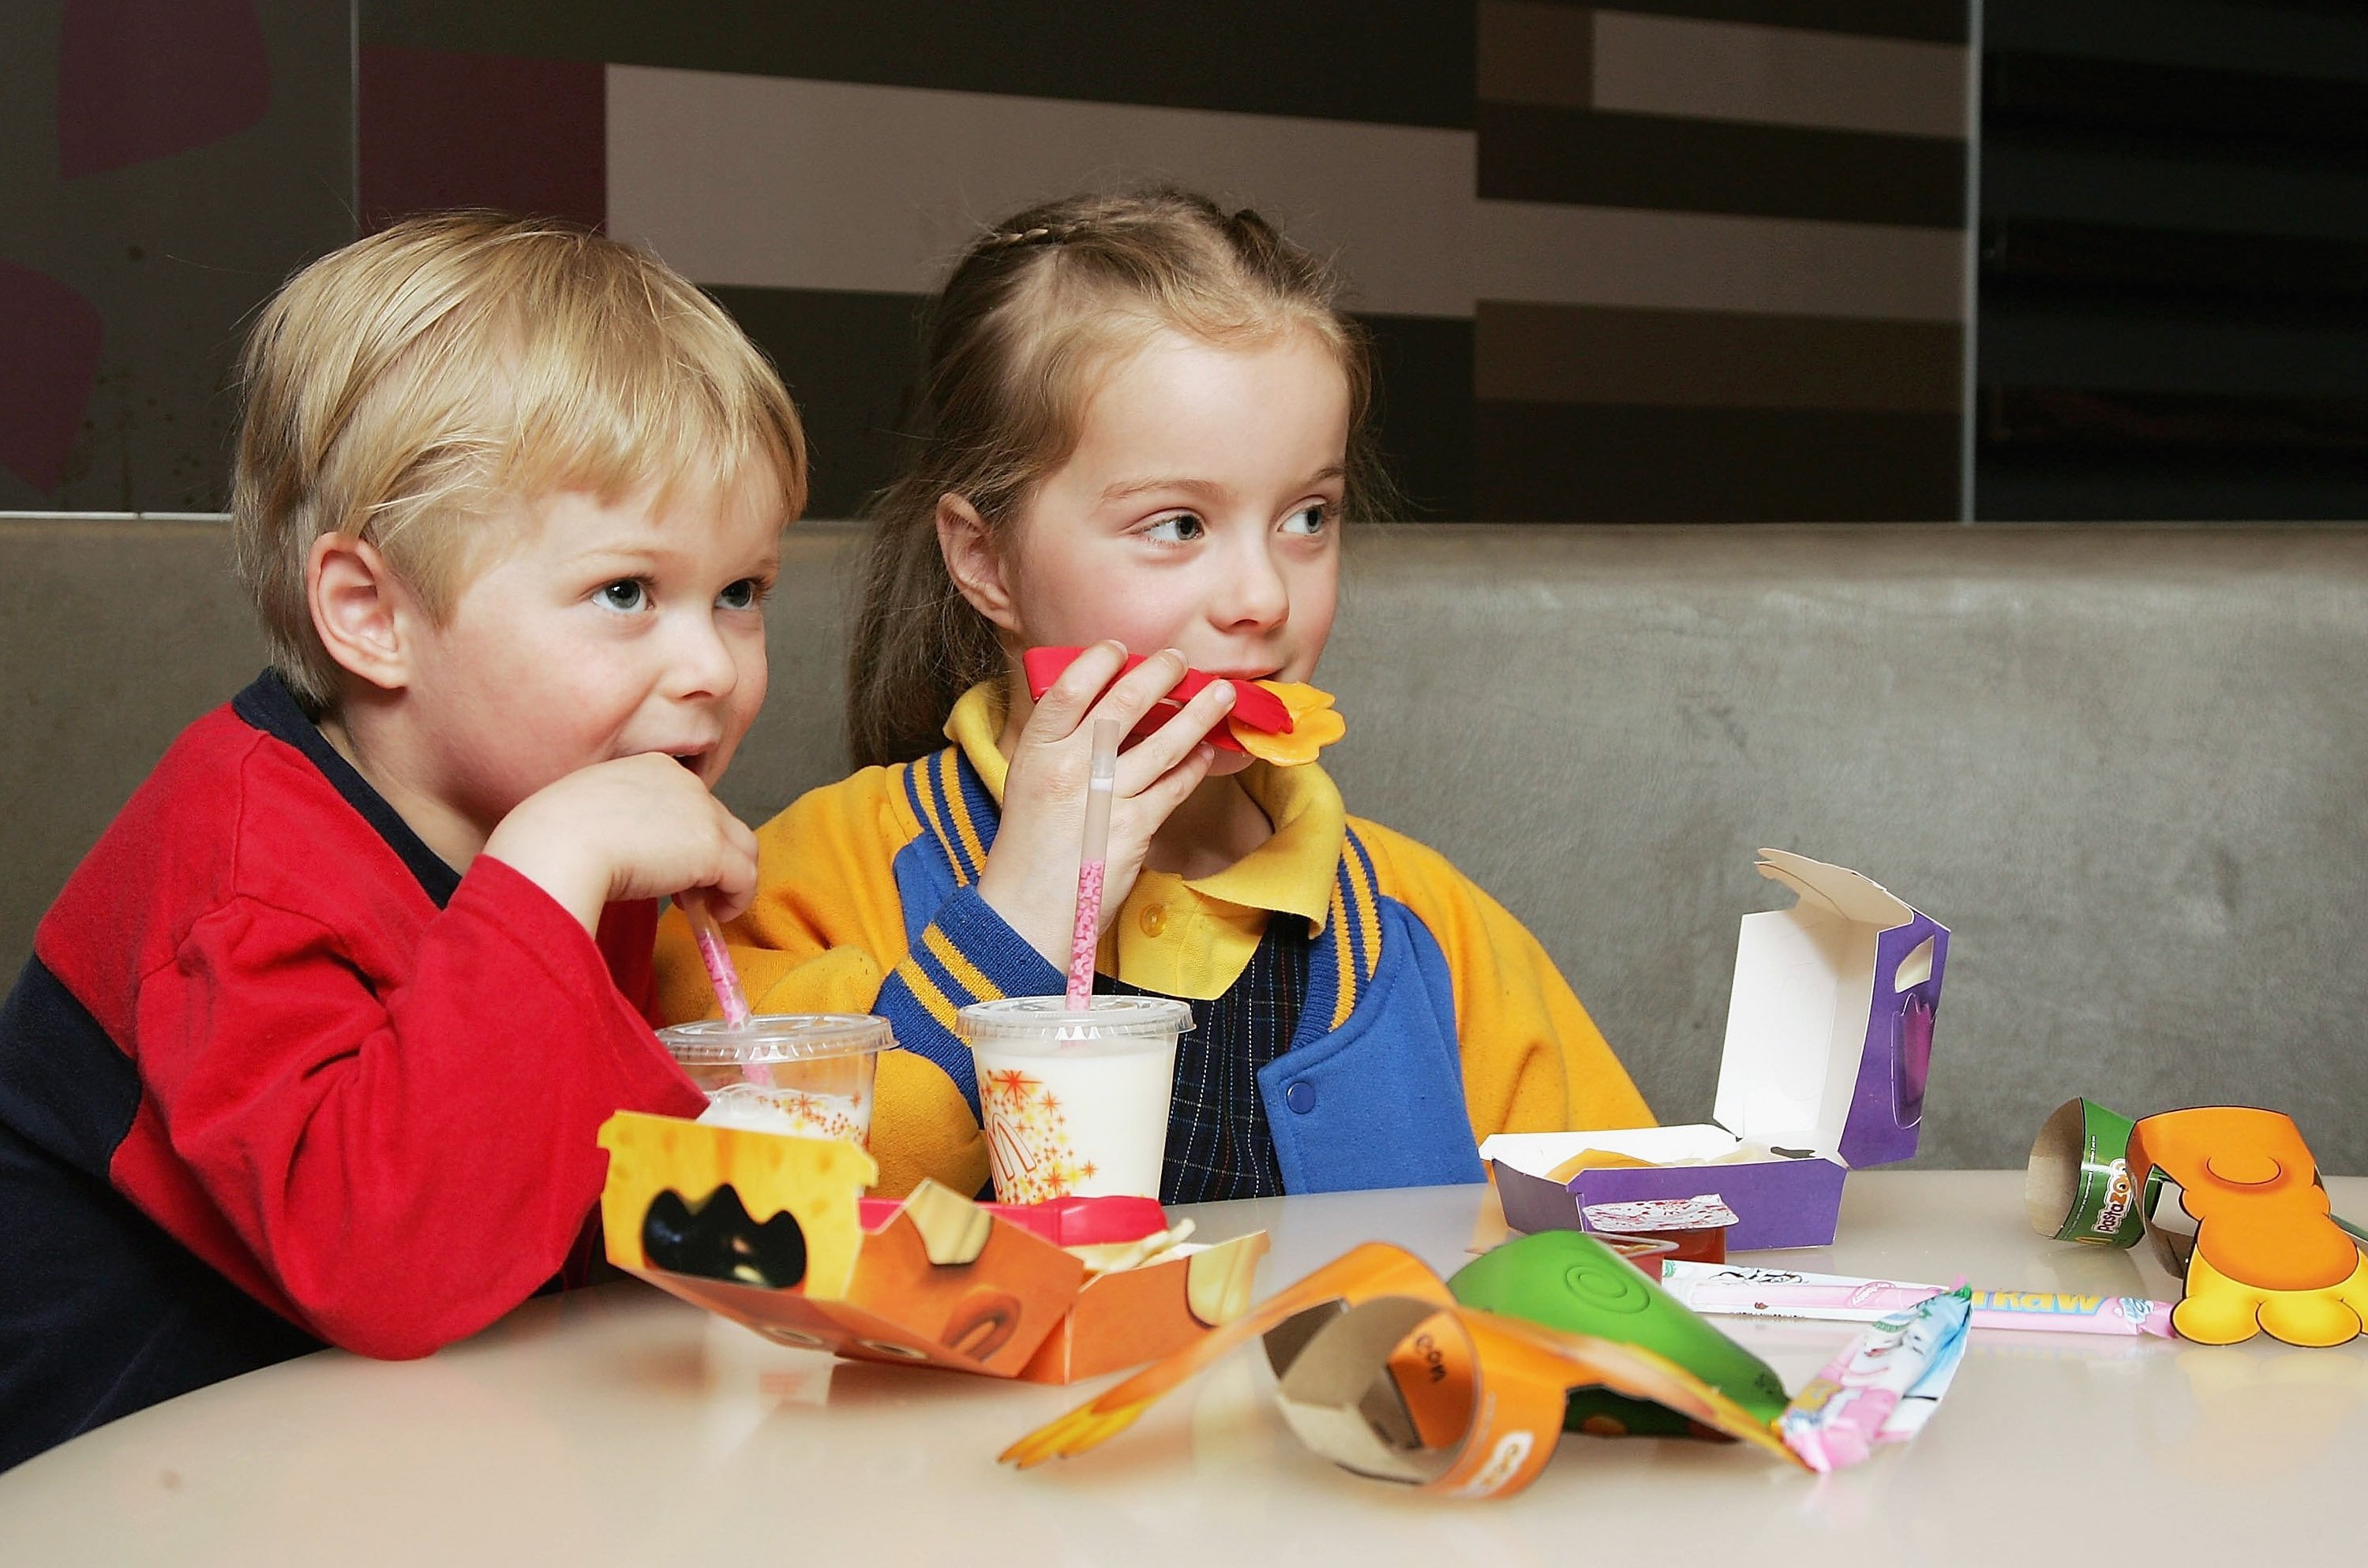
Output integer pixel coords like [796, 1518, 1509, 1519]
[1483, 850, 1946, 1252]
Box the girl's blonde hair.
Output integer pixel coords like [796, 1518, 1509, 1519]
[233, 210, 807, 708]
[846, 187, 1386, 768]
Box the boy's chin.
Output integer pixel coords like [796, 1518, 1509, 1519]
[1205, 747, 1257, 777]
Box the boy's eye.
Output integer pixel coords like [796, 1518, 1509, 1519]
[716, 578, 764, 611]
[1282, 503, 1329, 537]
[598, 579, 650, 612]
[1145, 511, 1205, 544]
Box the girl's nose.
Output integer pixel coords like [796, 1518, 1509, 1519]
[1215, 536, 1291, 631]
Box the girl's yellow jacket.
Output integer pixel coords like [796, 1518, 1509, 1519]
[658, 686, 1650, 1197]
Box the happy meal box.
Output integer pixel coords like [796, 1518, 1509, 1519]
[1482, 850, 1946, 1251]
[597, 1112, 1267, 1382]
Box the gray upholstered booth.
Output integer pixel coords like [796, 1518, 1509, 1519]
[6, 516, 2362, 1171]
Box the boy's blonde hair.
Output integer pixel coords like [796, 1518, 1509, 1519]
[846, 186, 1388, 768]
[233, 211, 807, 707]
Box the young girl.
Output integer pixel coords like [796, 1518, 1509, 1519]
[658, 188, 1649, 1199]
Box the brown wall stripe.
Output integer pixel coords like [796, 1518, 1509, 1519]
[1478, 2, 1592, 111]
[1475, 402, 1961, 522]
[1477, 303, 1960, 411]
[359, 47, 605, 230]
[1479, 103, 1965, 227]
[1530, 0, 1966, 46]
[364, 0, 1476, 129]
[1589, 10, 1966, 140]
[1472, 201, 1965, 321]
[1360, 316, 1478, 520]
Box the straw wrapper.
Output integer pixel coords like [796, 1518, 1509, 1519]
[1662, 1261, 2173, 1338]
[1778, 1287, 1972, 1472]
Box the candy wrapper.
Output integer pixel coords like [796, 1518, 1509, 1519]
[1662, 1261, 2174, 1339]
[1778, 1287, 1973, 1473]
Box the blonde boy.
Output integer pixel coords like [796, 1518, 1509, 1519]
[0, 213, 801, 1470]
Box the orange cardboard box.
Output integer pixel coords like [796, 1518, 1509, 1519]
[598, 1111, 1267, 1382]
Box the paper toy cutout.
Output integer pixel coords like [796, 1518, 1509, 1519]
[2126, 1108, 2368, 1347]
[1002, 1241, 1803, 1499]
[2025, 1097, 2150, 1248]
[1485, 851, 1946, 1250]
[1448, 1230, 1789, 1442]
[598, 1109, 875, 1297]
[597, 1112, 1268, 1381]
[1020, 646, 1344, 764]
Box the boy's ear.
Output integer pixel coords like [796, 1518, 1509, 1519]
[935, 493, 1025, 636]
[306, 533, 415, 693]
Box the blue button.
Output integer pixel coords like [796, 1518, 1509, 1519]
[1285, 1080, 1317, 1115]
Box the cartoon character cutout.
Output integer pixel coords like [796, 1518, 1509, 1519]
[2126, 1108, 2368, 1347]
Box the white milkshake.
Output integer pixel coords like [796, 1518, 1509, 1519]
[957, 996, 1188, 1203]
[658, 1014, 897, 1149]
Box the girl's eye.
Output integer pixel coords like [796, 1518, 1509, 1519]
[716, 578, 764, 611]
[1282, 503, 1329, 537]
[598, 579, 650, 612]
[1144, 511, 1206, 544]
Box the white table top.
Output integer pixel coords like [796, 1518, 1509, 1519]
[5, 1170, 2364, 1564]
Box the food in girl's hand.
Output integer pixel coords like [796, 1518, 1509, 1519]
[1234, 682, 1344, 766]
[1021, 646, 1344, 764]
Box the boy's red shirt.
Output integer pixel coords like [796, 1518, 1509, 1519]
[0, 672, 703, 1468]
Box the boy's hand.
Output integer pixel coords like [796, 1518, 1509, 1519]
[978, 642, 1233, 967]
[484, 754, 759, 934]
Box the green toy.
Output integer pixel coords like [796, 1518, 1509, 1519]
[1448, 1230, 1789, 1438]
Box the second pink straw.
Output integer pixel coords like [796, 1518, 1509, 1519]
[1066, 719, 1121, 1009]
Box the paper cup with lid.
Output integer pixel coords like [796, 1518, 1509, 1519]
[659, 1013, 897, 1148]
[957, 996, 1189, 1204]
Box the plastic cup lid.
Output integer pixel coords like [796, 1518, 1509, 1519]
[955, 995, 1192, 1048]
[658, 1013, 896, 1064]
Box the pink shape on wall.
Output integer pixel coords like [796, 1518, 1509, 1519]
[360, 47, 606, 232]
[57, 0, 272, 178]
[0, 264, 105, 492]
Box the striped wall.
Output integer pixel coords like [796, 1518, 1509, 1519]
[358, 2, 1973, 522]
[0, 4, 1971, 522]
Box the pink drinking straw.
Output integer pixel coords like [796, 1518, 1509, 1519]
[685, 896, 753, 1030]
[1066, 719, 1121, 1009]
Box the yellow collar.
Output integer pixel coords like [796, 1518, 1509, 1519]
[943, 680, 1344, 934]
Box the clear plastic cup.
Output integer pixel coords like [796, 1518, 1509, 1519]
[658, 1014, 897, 1148]
[957, 996, 1190, 1204]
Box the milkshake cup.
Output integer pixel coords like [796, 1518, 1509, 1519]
[659, 1014, 897, 1148]
[957, 996, 1189, 1204]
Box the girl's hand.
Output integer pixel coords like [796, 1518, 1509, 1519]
[485, 753, 761, 934]
[977, 642, 1235, 967]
